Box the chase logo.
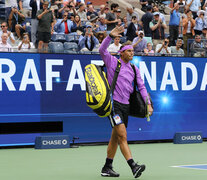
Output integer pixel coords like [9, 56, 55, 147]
[174, 132, 203, 144]
[35, 135, 70, 149]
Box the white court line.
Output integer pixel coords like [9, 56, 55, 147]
[171, 164, 207, 171]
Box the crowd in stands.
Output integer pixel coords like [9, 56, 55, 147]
[1, 0, 207, 57]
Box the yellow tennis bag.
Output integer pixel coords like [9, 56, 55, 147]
[85, 61, 121, 117]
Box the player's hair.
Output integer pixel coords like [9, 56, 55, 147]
[120, 41, 132, 51]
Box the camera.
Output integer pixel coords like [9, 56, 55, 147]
[88, 28, 91, 33]
[68, 5, 73, 8]
[178, 2, 183, 5]
[164, 41, 168, 45]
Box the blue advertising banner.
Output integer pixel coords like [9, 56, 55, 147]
[0, 52, 207, 146]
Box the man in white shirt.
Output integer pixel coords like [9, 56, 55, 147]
[0, 33, 12, 52]
[107, 36, 122, 54]
[77, 3, 87, 22]
[156, 38, 171, 55]
[0, 22, 15, 45]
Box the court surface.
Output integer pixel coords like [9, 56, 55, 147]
[0, 142, 206, 180]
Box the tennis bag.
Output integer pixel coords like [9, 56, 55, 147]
[85, 61, 121, 117]
[129, 64, 153, 118]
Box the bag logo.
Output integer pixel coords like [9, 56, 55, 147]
[85, 67, 101, 96]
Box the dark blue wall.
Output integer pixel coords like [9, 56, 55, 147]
[0, 53, 207, 146]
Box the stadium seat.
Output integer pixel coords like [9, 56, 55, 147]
[66, 34, 80, 43]
[51, 34, 66, 42]
[48, 42, 64, 53]
[65, 35, 75, 42]
[187, 39, 194, 57]
[64, 42, 78, 53]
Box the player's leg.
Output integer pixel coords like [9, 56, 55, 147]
[101, 127, 120, 177]
[114, 121, 146, 178]
[107, 127, 118, 159]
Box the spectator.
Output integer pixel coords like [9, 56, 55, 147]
[96, 31, 107, 45]
[186, 0, 201, 19]
[182, 10, 195, 55]
[177, 0, 186, 13]
[86, 1, 92, 8]
[78, 25, 99, 52]
[141, 5, 153, 37]
[156, 38, 171, 55]
[8, 6, 26, 38]
[88, 14, 99, 32]
[37, 1, 55, 52]
[140, 0, 149, 12]
[19, 0, 32, 18]
[203, 0, 207, 10]
[30, 0, 43, 46]
[51, 0, 66, 18]
[126, 16, 142, 41]
[0, 33, 12, 52]
[0, 22, 15, 45]
[98, 4, 107, 18]
[5, 0, 18, 23]
[132, 30, 147, 55]
[169, 3, 181, 46]
[58, 1, 77, 19]
[190, 34, 206, 57]
[153, 5, 166, 24]
[69, 13, 75, 21]
[201, 27, 207, 39]
[150, 12, 167, 49]
[194, 10, 205, 35]
[97, 15, 107, 32]
[75, 0, 82, 8]
[54, 12, 72, 34]
[144, 42, 154, 56]
[122, 16, 129, 30]
[107, 36, 122, 54]
[18, 32, 35, 51]
[126, 5, 139, 23]
[171, 39, 184, 56]
[86, 4, 98, 19]
[71, 14, 84, 35]
[105, 3, 119, 31]
[104, 6, 110, 15]
[77, 3, 87, 22]
[116, 9, 123, 21]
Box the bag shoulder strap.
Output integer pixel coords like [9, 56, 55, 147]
[130, 63, 137, 90]
[110, 59, 121, 94]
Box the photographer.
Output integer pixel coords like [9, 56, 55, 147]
[155, 38, 171, 55]
[18, 33, 35, 51]
[132, 30, 147, 55]
[37, 1, 55, 52]
[78, 25, 99, 52]
[58, 1, 77, 19]
[8, 6, 25, 39]
[54, 12, 73, 34]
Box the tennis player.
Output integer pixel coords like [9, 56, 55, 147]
[99, 26, 153, 178]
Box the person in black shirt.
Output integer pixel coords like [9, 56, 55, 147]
[141, 5, 153, 37]
[105, 3, 119, 31]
